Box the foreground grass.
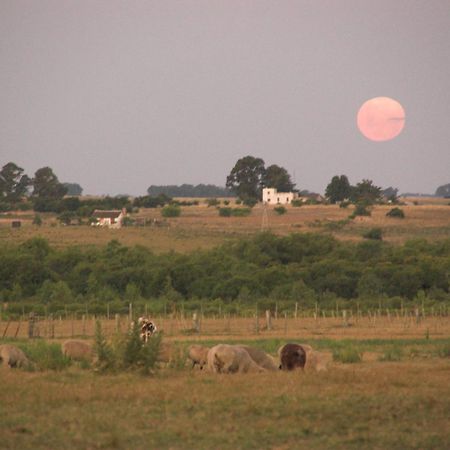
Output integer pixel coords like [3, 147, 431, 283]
[1, 347, 449, 449]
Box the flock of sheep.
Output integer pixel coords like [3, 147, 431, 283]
[188, 342, 328, 374]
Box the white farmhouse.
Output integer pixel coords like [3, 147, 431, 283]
[92, 208, 127, 228]
[262, 188, 298, 205]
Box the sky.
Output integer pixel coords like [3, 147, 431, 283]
[1, 0, 450, 196]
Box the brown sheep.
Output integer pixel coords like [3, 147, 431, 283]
[207, 344, 265, 374]
[62, 340, 93, 361]
[237, 345, 278, 371]
[0, 344, 30, 369]
[187, 344, 209, 370]
[279, 343, 307, 371]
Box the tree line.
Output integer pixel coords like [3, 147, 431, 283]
[1, 233, 449, 316]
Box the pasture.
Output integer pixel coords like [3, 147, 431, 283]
[1, 316, 450, 449]
[1, 198, 450, 253]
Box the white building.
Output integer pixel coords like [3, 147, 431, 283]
[262, 188, 298, 205]
[92, 208, 127, 228]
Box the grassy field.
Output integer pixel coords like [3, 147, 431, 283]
[1, 334, 450, 449]
[1, 197, 450, 253]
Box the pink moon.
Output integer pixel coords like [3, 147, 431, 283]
[357, 97, 405, 142]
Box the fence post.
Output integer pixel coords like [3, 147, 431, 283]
[28, 312, 36, 339]
[192, 312, 200, 333]
[294, 302, 298, 319]
[115, 314, 120, 333]
[265, 310, 272, 331]
[342, 310, 347, 327]
[254, 304, 259, 334]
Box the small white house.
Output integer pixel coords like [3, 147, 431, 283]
[262, 188, 298, 205]
[92, 208, 126, 228]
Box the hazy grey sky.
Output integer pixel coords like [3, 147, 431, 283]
[1, 1, 449, 195]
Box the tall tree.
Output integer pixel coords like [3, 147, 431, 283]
[263, 165, 295, 192]
[63, 183, 83, 196]
[0, 162, 30, 203]
[32, 167, 67, 199]
[435, 183, 450, 197]
[350, 179, 382, 204]
[325, 175, 351, 203]
[226, 156, 265, 200]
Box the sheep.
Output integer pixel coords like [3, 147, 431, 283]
[207, 344, 265, 374]
[62, 340, 93, 361]
[0, 344, 30, 369]
[278, 343, 307, 371]
[187, 344, 209, 370]
[278, 343, 329, 372]
[236, 345, 278, 371]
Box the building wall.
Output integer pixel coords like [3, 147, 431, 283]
[262, 188, 297, 205]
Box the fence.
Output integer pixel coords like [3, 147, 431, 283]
[1, 308, 449, 340]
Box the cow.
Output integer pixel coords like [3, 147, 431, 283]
[278, 343, 307, 371]
[137, 317, 157, 343]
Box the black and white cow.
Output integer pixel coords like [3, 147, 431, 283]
[137, 317, 157, 343]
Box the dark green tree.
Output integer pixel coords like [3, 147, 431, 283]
[32, 167, 67, 199]
[226, 155, 265, 200]
[325, 175, 351, 203]
[350, 179, 382, 204]
[63, 182, 83, 196]
[0, 162, 30, 203]
[435, 183, 450, 197]
[263, 164, 295, 192]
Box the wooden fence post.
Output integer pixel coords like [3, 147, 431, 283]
[265, 310, 272, 331]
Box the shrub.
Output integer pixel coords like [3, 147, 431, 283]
[291, 199, 303, 207]
[223, 200, 230, 206]
[206, 198, 220, 207]
[437, 343, 450, 358]
[353, 204, 371, 216]
[218, 207, 232, 217]
[363, 227, 383, 240]
[20, 341, 71, 371]
[339, 201, 351, 209]
[122, 216, 135, 227]
[231, 207, 251, 217]
[58, 211, 75, 225]
[386, 207, 405, 218]
[161, 204, 181, 218]
[242, 197, 257, 208]
[332, 346, 362, 363]
[274, 206, 287, 215]
[33, 214, 43, 226]
[93, 320, 115, 372]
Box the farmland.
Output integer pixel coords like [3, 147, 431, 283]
[1, 320, 450, 450]
[1, 197, 450, 253]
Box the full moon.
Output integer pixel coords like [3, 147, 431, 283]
[357, 97, 405, 142]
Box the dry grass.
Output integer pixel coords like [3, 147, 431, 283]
[1, 349, 449, 449]
[1, 200, 450, 253]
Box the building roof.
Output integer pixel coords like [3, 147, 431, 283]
[93, 209, 123, 219]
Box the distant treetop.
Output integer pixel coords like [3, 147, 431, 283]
[147, 184, 233, 198]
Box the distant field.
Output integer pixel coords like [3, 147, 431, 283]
[1, 197, 449, 253]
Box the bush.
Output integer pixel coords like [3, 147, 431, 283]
[363, 227, 383, 240]
[242, 197, 257, 208]
[32, 214, 43, 226]
[339, 201, 351, 209]
[93, 320, 115, 372]
[349, 203, 371, 219]
[161, 204, 181, 218]
[291, 199, 303, 207]
[206, 198, 220, 207]
[386, 207, 405, 218]
[274, 206, 287, 215]
[20, 341, 72, 371]
[218, 207, 232, 217]
[437, 343, 450, 358]
[219, 207, 252, 217]
[223, 200, 230, 206]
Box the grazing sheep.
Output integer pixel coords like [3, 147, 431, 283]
[187, 344, 209, 370]
[0, 344, 30, 369]
[237, 345, 278, 371]
[207, 344, 265, 374]
[298, 343, 329, 372]
[278, 343, 307, 371]
[62, 340, 93, 361]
